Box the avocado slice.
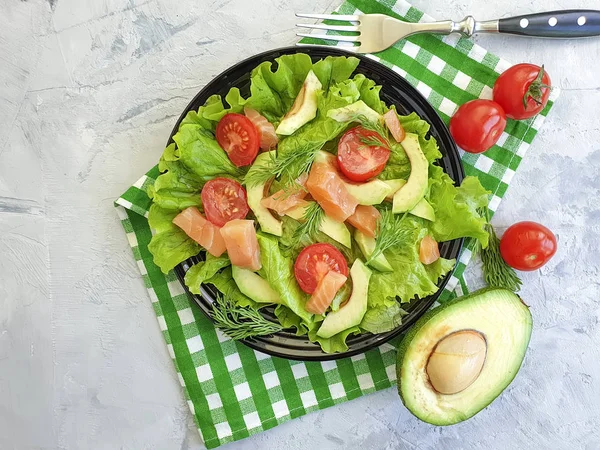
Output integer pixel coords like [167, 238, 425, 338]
[246, 152, 283, 236]
[344, 178, 391, 206]
[276, 70, 322, 136]
[384, 179, 435, 221]
[286, 201, 352, 248]
[354, 230, 393, 272]
[231, 265, 280, 304]
[397, 288, 532, 426]
[327, 100, 382, 124]
[392, 133, 429, 213]
[317, 259, 372, 338]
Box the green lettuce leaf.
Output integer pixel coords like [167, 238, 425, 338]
[256, 233, 313, 324]
[428, 166, 490, 247]
[368, 216, 453, 306]
[312, 55, 360, 91]
[147, 204, 200, 273]
[204, 266, 257, 308]
[308, 324, 361, 354]
[360, 303, 407, 334]
[178, 134, 243, 182]
[184, 254, 231, 293]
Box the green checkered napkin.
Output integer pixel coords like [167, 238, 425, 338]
[115, 0, 559, 447]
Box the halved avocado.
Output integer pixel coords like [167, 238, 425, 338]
[397, 288, 532, 426]
[344, 178, 391, 206]
[317, 259, 372, 338]
[246, 152, 283, 236]
[276, 70, 322, 135]
[286, 201, 352, 248]
[392, 133, 429, 213]
[354, 230, 393, 272]
[231, 266, 280, 304]
[327, 100, 382, 124]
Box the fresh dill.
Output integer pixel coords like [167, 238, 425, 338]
[354, 114, 391, 147]
[211, 294, 283, 340]
[293, 201, 325, 243]
[244, 142, 322, 189]
[479, 207, 522, 292]
[367, 209, 411, 264]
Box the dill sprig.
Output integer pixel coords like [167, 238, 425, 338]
[355, 114, 391, 146]
[244, 143, 323, 189]
[293, 202, 325, 243]
[479, 207, 522, 292]
[211, 294, 283, 340]
[367, 209, 410, 264]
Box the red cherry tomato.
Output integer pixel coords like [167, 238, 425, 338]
[201, 177, 249, 227]
[493, 64, 551, 120]
[294, 243, 349, 294]
[449, 100, 507, 154]
[337, 127, 390, 182]
[216, 113, 260, 167]
[499, 221, 557, 271]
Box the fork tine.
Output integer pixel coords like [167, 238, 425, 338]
[295, 13, 360, 22]
[296, 22, 359, 32]
[296, 32, 360, 42]
[295, 42, 358, 53]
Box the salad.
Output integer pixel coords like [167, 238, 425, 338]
[146, 53, 490, 353]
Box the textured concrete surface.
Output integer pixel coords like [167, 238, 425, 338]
[1, 0, 599, 448]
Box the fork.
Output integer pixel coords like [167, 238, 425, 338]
[296, 10, 600, 54]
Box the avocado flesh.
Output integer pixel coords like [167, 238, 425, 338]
[276, 70, 322, 136]
[247, 152, 283, 236]
[384, 179, 435, 221]
[397, 288, 532, 426]
[231, 266, 281, 304]
[317, 259, 372, 338]
[354, 230, 393, 272]
[392, 133, 429, 213]
[344, 178, 391, 206]
[285, 201, 352, 248]
[327, 100, 382, 124]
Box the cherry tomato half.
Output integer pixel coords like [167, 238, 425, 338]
[216, 113, 260, 167]
[493, 64, 551, 120]
[449, 100, 507, 154]
[201, 177, 249, 227]
[337, 127, 390, 182]
[499, 221, 557, 271]
[294, 243, 349, 294]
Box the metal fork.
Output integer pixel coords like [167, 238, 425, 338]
[296, 10, 600, 54]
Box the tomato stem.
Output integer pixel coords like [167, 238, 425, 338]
[523, 65, 551, 109]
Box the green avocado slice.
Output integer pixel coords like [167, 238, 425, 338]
[397, 288, 532, 426]
[231, 266, 280, 304]
[276, 70, 322, 136]
[246, 152, 283, 236]
[285, 201, 352, 248]
[354, 230, 393, 272]
[392, 133, 429, 213]
[317, 259, 372, 338]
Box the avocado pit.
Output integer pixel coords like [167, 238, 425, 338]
[426, 330, 487, 395]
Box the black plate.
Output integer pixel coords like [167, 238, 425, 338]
[172, 46, 464, 361]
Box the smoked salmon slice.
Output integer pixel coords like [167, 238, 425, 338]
[220, 219, 262, 271]
[346, 205, 381, 238]
[172, 207, 227, 257]
[244, 107, 278, 151]
[383, 110, 406, 143]
[306, 160, 358, 222]
[305, 271, 347, 315]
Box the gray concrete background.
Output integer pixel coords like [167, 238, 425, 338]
[1, 0, 598, 448]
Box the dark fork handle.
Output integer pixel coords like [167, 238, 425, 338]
[499, 10, 600, 37]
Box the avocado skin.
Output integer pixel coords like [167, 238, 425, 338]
[396, 287, 533, 426]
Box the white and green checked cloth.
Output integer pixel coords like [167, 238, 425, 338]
[115, 0, 559, 447]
